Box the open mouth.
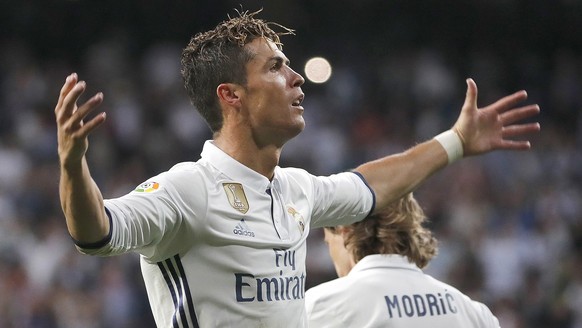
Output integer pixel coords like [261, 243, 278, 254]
[292, 94, 304, 107]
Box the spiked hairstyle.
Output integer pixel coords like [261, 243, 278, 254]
[181, 9, 294, 132]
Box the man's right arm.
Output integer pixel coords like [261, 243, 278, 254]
[59, 157, 109, 244]
[55, 73, 109, 244]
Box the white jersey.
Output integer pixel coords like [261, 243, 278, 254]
[76, 141, 374, 328]
[305, 254, 500, 328]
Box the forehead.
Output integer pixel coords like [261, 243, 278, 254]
[245, 37, 288, 64]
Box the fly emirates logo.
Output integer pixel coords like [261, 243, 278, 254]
[234, 249, 305, 302]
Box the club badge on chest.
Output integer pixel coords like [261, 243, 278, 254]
[223, 183, 250, 214]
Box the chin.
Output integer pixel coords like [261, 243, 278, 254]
[277, 124, 304, 146]
[291, 120, 306, 136]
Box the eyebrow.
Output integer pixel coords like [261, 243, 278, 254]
[268, 55, 290, 67]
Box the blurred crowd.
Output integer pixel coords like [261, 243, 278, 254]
[1, 1, 581, 327]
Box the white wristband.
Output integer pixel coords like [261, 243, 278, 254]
[434, 130, 463, 164]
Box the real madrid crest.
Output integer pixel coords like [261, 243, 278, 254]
[287, 205, 305, 233]
[223, 183, 250, 214]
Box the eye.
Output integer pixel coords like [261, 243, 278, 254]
[270, 61, 282, 71]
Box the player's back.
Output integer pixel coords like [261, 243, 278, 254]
[305, 254, 500, 328]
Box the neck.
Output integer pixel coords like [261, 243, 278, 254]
[214, 133, 282, 180]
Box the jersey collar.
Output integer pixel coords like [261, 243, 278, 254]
[349, 254, 423, 275]
[200, 140, 272, 191]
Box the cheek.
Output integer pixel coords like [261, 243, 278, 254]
[327, 239, 349, 275]
[339, 247, 352, 268]
[249, 89, 279, 114]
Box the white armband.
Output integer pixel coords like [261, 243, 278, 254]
[434, 130, 463, 164]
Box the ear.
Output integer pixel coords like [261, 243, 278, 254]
[336, 226, 351, 237]
[217, 83, 242, 107]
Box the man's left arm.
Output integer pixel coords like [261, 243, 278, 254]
[355, 78, 541, 212]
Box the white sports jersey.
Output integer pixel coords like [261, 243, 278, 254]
[305, 254, 500, 328]
[76, 141, 374, 328]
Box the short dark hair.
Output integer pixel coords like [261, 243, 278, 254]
[180, 9, 294, 133]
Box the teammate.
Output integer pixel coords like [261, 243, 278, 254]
[305, 193, 500, 327]
[55, 9, 539, 328]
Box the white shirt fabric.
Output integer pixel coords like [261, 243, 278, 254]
[76, 140, 374, 328]
[305, 254, 500, 328]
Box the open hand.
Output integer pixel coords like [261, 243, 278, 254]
[453, 78, 541, 156]
[55, 73, 106, 168]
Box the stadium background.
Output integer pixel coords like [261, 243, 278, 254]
[0, 0, 581, 327]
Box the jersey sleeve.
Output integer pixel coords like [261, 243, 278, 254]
[305, 288, 327, 328]
[468, 299, 501, 328]
[77, 167, 206, 262]
[305, 282, 346, 328]
[448, 283, 501, 328]
[308, 171, 375, 228]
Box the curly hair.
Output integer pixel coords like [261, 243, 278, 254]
[327, 193, 438, 269]
[180, 9, 294, 133]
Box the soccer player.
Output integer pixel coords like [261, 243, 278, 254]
[305, 193, 500, 327]
[54, 9, 539, 328]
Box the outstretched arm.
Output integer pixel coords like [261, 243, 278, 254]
[55, 73, 109, 243]
[356, 78, 540, 212]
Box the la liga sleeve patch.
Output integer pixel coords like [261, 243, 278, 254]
[134, 181, 161, 193]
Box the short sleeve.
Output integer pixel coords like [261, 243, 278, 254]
[78, 167, 207, 262]
[309, 171, 375, 228]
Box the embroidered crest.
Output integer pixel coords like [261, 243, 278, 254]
[135, 181, 160, 193]
[287, 205, 305, 233]
[223, 183, 249, 214]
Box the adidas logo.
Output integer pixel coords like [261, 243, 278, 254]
[233, 218, 255, 237]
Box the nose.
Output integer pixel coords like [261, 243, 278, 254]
[289, 67, 305, 88]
